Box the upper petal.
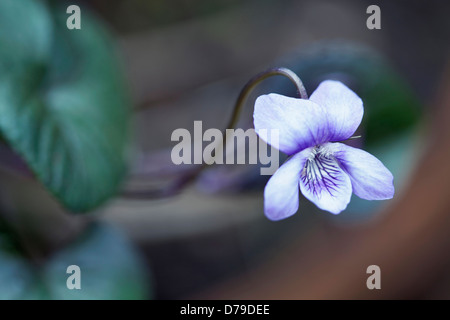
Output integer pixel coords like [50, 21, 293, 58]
[309, 80, 363, 142]
[327, 142, 394, 200]
[299, 146, 352, 214]
[264, 151, 308, 220]
[254, 94, 329, 155]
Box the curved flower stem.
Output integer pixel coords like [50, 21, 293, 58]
[225, 67, 308, 133]
[202, 67, 307, 169]
[122, 67, 307, 199]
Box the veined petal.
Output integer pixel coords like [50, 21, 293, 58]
[254, 94, 328, 155]
[309, 80, 363, 142]
[299, 146, 352, 214]
[264, 151, 308, 220]
[327, 142, 394, 200]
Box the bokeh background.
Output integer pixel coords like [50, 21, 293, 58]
[0, 0, 449, 299]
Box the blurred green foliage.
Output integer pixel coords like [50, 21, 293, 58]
[0, 250, 40, 300]
[0, 0, 130, 212]
[0, 223, 149, 300]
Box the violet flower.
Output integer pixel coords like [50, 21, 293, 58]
[254, 80, 394, 220]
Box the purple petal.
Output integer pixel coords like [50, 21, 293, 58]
[264, 151, 308, 220]
[254, 94, 328, 155]
[309, 80, 363, 142]
[299, 146, 352, 214]
[328, 143, 394, 200]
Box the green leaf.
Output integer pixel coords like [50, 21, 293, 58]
[43, 224, 150, 300]
[0, 250, 42, 300]
[0, 223, 150, 300]
[0, 0, 51, 67]
[0, 218, 45, 300]
[0, 0, 130, 212]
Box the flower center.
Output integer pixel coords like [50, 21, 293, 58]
[301, 145, 342, 197]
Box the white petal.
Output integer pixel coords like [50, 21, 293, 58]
[327, 143, 394, 200]
[254, 94, 329, 155]
[264, 151, 308, 220]
[309, 80, 363, 142]
[299, 146, 352, 214]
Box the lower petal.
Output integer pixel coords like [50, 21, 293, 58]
[264, 151, 308, 221]
[327, 143, 394, 200]
[299, 147, 352, 214]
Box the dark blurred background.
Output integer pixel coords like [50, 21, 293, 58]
[1, 0, 450, 299]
